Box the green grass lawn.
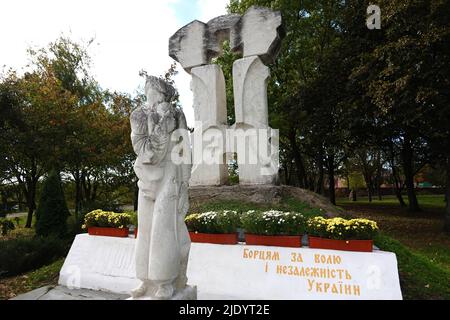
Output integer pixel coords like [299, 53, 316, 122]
[375, 234, 450, 299]
[337, 194, 446, 210]
[416, 245, 450, 273]
[0, 258, 64, 300]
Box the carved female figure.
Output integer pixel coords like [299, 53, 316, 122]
[130, 76, 191, 299]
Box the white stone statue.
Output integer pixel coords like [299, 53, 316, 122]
[129, 76, 195, 300]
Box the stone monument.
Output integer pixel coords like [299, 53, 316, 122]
[49, 7, 403, 302]
[169, 5, 284, 186]
[129, 76, 196, 300]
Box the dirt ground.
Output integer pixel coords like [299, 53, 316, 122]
[339, 203, 450, 251]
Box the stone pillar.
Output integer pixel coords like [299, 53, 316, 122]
[232, 56, 278, 185]
[233, 56, 269, 128]
[189, 64, 228, 186]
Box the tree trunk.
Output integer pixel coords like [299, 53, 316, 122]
[401, 138, 420, 212]
[282, 160, 289, 185]
[376, 152, 383, 201]
[377, 179, 382, 201]
[345, 173, 350, 198]
[288, 128, 307, 188]
[24, 180, 37, 228]
[392, 171, 406, 207]
[1, 190, 7, 212]
[358, 152, 373, 202]
[445, 156, 450, 233]
[286, 161, 293, 185]
[327, 154, 336, 205]
[91, 182, 98, 202]
[315, 152, 325, 195]
[74, 169, 82, 220]
[81, 171, 97, 203]
[389, 142, 406, 207]
[352, 189, 357, 201]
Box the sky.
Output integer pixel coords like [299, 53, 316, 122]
[0, 0, 229, 126]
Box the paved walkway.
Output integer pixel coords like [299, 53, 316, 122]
[11, 285, 236, 300]
[11, 286, 128, 300]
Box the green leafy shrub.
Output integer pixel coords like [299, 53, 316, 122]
[0, 236, 70, 278]
[185, 211, 240, 234]
[83, 209, 131, 229]
[241, 210, 307, 236]
[81, 200, 124, 215]
[306, 217, 379, 240]
[35, 170, 70, 237]
[0, 218, 15, 236]
[123, 211, 137, 227]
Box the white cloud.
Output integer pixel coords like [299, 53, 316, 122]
[0, 0, 229, 127]
[196, 0, 229, 22]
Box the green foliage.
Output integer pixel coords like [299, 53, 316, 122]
[213, 41, 242, 124]
[0, 258, 65, 300]
[225, 0, 450, 215]
[0, 236, 70, 278]
[83, 209, 131, 229]
[81, 199, 124, 215]
[306, 216, 379, 240]
[35, 170, 70, 237]
[347, 172, 366, 189]
[0, 36, 138, 228]
[127, 211, 138, 227]
[0, 218, 15, 236]
[185, 211, 240, 234]
[190, 198, 327, 218]
[375, 234, 450, 300]
[241, 210, 307, 236]
[279, 197, 328, 217]
[227, 157, 239, 185]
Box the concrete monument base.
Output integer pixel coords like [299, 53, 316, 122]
[58, 233, 402, 300]
[126, 285, 197, 300]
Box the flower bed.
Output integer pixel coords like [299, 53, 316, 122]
[88, 226, 129, 237]
[245, 234, 301, 248]
[306, 217, 378, 252]
[185, 211, 240, 245]
[83, 209, 131, 238]
[241, 210, 306, 247]
[189, 232, 238, 244]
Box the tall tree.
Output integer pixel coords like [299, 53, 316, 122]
[35, 170, 70, 237]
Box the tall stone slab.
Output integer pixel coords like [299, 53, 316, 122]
[232, 6, 284, 64]
[206, 14, 241, 60]
[190, 64, 228, 186]
[169, 20, 208, 73]
[227, 124, 279, 185]
[233, 56, 269, 128]
[231, 56, 278, 185]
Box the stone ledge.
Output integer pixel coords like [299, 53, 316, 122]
[126, 285, 197, 300]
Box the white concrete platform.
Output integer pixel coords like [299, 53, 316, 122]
[55, 233, 402, 300]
